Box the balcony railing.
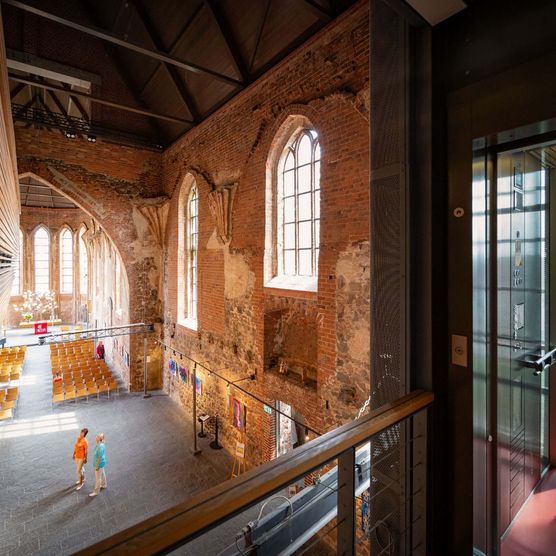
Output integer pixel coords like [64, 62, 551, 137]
[77, 390, 433, 555]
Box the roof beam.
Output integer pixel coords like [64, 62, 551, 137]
[248, 0, 272, 71]
[60, 83, 90, 123]
[80, 0, 166, 139]
[204, 0, 249, 83]
[9, 82, 25, 99]
[302, 0, 334, 20]
[44, 85, 82, 136]
[139, 3, 203, 97]
[9, 74, 194, 125]
[2, 0, 243, 87]
[13, 92, 37, 119]
[33, 94, 55, 132]
[129, 0, 200, 122]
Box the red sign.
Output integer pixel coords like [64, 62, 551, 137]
[34, 322, 48, 334]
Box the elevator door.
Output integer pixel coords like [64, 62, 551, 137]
[497, 148, 549, 538]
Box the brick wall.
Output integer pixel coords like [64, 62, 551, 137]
[14, 128, 165, 391]
[162, 0, 369, 466]
[11, 0, 370, 469]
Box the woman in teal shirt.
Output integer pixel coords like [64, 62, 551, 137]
[89, 433, 107, 497]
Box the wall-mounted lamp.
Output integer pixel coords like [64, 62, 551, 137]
[227, 373, 256, 389]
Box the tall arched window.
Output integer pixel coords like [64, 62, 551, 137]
[79, 227, 88, 296]
[187, 185, 198, 323]
[34, 226, 50, 293]
[60, 228, 73, 293]
[11, 229, 23, 295]
[278, 129, 320, 280]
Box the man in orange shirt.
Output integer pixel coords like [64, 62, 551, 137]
[73, 428, 88, 490]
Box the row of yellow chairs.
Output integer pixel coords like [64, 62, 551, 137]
[0, 349, 24, 421]
[0, 387, 18, 421]
[0, 365, 22, 384]
[55, 367, 114, 384]
[52, 361, 109, 376]
[52, 380, 118, 405]
[50, 339, 94, 355]
[0, 346, 27, 355]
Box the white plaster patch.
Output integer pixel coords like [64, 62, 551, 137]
[206, 229, 223, 250]
[224, 249, 255, 299]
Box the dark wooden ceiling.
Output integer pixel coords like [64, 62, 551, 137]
[2, 0, 357, 150]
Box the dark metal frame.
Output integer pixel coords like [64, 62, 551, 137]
[446, 47, 556, 555]
[38, 322, 154, 345]
[11, 103, 165, 150]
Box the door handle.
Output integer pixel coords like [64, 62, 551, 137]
[521, 347, 556, 375]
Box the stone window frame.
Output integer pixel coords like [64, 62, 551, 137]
[59, 226, 74, 294]
[177, 174, 198, 331]
[265, 115, 321, 293]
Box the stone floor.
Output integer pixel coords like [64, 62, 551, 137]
[0, 327, 234, 555]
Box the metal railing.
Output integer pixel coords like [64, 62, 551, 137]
[38, 322, 154, 345]
[76, 390, 433, 555]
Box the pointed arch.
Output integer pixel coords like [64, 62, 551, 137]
[265, 114, 321, 291]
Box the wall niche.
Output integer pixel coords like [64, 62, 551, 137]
[264, 303, 317, 389]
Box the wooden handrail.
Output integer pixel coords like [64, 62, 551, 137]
[77, 390, 434, 555]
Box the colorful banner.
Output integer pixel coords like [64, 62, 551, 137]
[178, 365, 188, 383]
[168, 359, 177, 375]
[228, 395, 247, 431]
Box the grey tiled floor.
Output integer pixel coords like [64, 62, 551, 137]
[0, 328, 233, 555]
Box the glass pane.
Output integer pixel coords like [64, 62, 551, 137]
[298, 133, 312, 166]
[298, 221, 312, 249]
[298, 249, 312, 276]
[314, 141, 321, 162]
[284, 250, 295, 275]
[314, 160, 320, 189]
[283, 170, 295, 197]
[284, 150, 294, 171]
[298, 164, 311, 194]
[34, 228, 49, 293]
[284, 223, 295, 249]
[60, 230, 73, 293]
[298, 193, 312, 221]
[284, 196, 295, 223]
[79, 230, 88, 295]
[314, 219, 320, 245]
[314, 189, 321, 220]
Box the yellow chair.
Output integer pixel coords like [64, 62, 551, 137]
[0, 408, 13, 421]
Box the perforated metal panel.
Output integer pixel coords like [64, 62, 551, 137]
[370, 0, 408, 410]
[369, 0, 415, 553]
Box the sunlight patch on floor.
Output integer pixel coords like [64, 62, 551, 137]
[0, 412, 79, 439]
